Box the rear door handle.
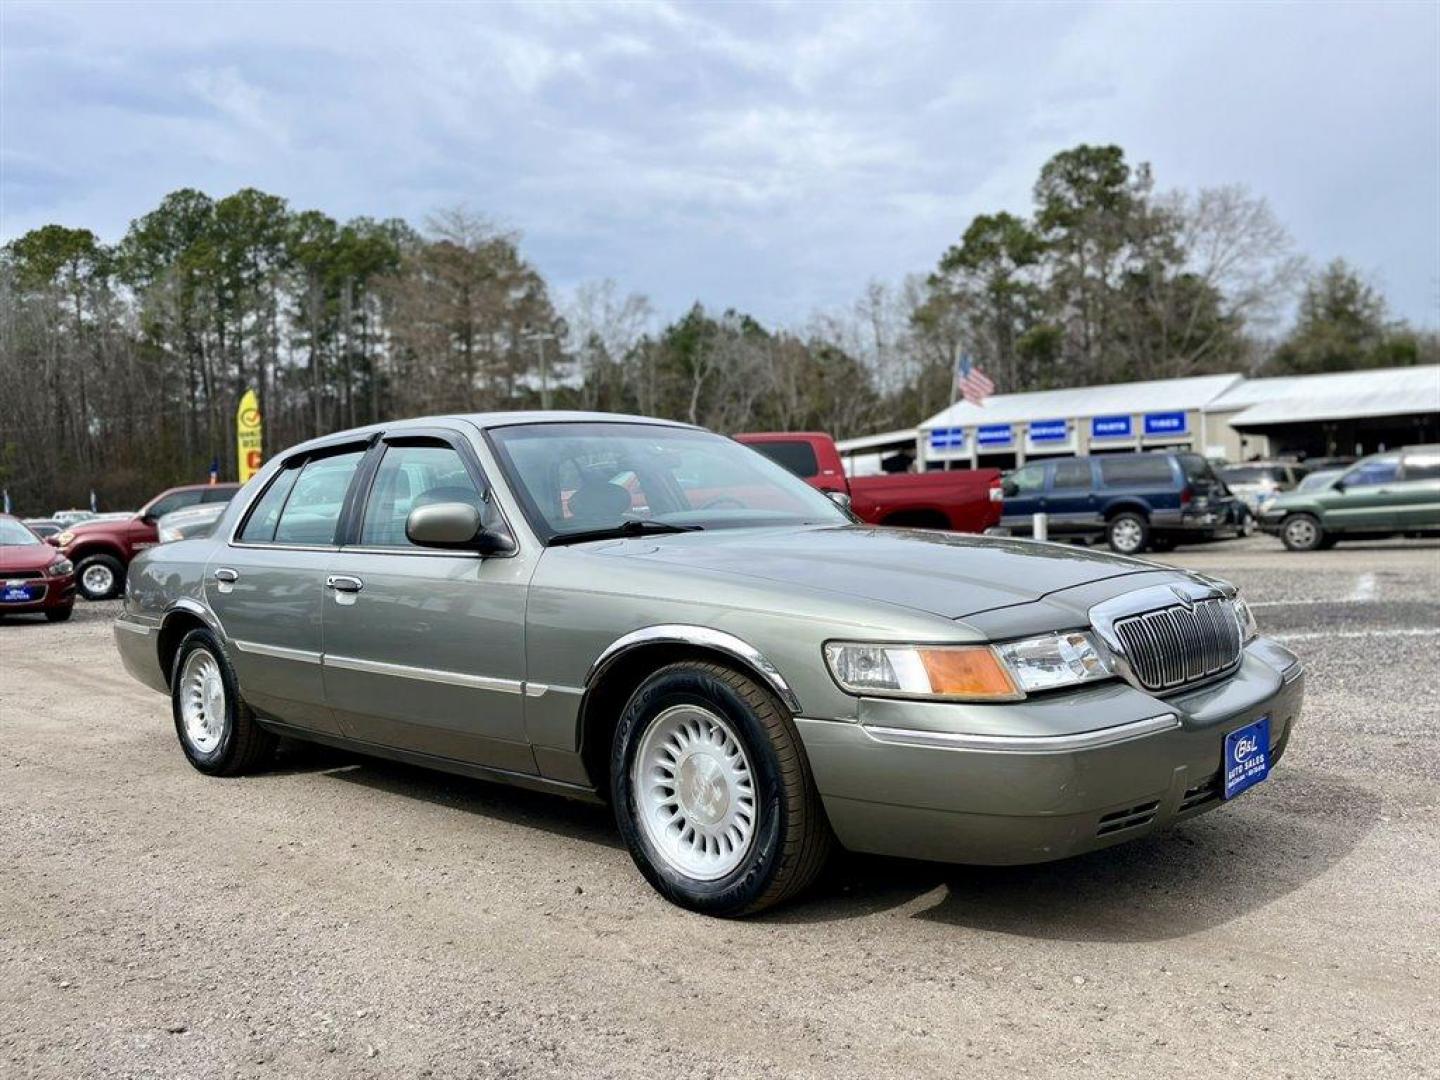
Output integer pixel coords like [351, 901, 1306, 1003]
[325, 575, 364, 593]
[214, 567, 239, 583]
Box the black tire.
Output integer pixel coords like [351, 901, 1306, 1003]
[1281, 513, 1325, 552]
[44, 605, 74, 623]
[1106, 511, 1150, 555]
[169, 628, 276, 776]
[611, 661, 833, 917]
[74, 553, 124, 600]
[1149, 536, 1177, 553]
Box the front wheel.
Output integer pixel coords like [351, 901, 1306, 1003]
[1281, 513, 1325, 552]
[44, 605, 74, 623]
[1106, 512, 1150, 555]
[170, 628, 276, 775]
[75, 554, 124, 600]
[612, 662, 833, 917]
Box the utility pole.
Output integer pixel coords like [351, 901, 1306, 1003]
[522, 321, 567, 411]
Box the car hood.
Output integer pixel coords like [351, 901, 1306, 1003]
[607, 525, 1158, 619]
[0, 544, 62, 573]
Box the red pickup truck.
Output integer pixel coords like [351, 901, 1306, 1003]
[51, 482, 240, 600]
[735, 432, 1002, 533]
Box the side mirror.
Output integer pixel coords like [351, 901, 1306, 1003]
[405, 502, 515, 555]
[1331, 480, 1346, 493]
[1002, 480, 1018, 497]
[826, 490, 852, 510]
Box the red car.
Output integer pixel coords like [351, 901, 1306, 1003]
[734, 431, 1003, 533]
[0, 514, 76, 622]
[51, 482, 240, 601]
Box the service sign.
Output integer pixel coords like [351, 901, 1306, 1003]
[976, 424, 1013, 448]
[1144, 411, 1188, 437]
[1091, 415, 1133, 439]
[928, 427, 966, 451]
[1028, 419, 1068, 443]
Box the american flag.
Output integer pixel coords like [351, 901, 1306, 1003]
[955, 355, 995, 406]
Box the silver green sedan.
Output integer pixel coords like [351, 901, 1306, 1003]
[115, 413, 1305, 916]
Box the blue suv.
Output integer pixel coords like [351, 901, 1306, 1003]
[998, 451, 1242, 555]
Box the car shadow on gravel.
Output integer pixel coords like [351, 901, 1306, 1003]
[271, 742, 624, 850]
[769, 768, 1380, 941]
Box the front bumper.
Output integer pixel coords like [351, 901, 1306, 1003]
[0, 576, 76, 613]
[795, 638, 1304, 865]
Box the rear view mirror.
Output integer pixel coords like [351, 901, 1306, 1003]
[406, 501, 515, 555]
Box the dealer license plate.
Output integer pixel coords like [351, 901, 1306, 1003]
[2, 583, 38, 603]
[1223, 716, 1271, 799]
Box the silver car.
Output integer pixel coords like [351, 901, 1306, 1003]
[115, 413, 1305, 916]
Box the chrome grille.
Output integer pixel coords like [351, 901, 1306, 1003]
[1113, 598, 1241, 692]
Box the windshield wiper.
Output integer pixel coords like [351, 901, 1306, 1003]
[548, 520, 704, 546]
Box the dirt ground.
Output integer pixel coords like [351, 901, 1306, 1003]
[2, 537, 1437, 1079]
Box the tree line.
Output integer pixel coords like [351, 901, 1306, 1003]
[1, 143, 1433, 512]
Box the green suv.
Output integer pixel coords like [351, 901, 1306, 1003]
[1260, 445, 1440, 551]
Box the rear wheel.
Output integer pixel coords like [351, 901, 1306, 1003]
[75, 554, 123, 601]
[612, 661, 832, 917]
[1281, 513, 1325, 552]
[1106, 512, 1150, 555]
[170, 628, 276, 775]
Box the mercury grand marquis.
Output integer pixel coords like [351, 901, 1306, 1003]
[115, 413, 1305, 916]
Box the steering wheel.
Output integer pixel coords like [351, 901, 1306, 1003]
[698, 496, 745, 511]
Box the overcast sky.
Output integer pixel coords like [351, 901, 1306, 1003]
[3, 1, 1437, 329]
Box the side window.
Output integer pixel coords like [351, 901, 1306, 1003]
[1343, 454, 1400, 488]
[360, 443, 486, 548]
[272, 451, 365, 546]
[1009, 464, 1046, 493]
[149, 489, 204, 519]
[1402, 451, 1440, 481]
[1099, 456, 1175, 487]
[1052, 459, 1093, 490]
[201, 486, 237, 504]
[239, 468, 301, 543]
[748, 440, 820, 479]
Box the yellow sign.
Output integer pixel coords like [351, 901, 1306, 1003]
[236, 389, 263, 483]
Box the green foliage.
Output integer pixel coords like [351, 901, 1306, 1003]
[1269, 259, 1422, 374]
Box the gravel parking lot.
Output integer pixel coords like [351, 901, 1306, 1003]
[2, 536, 1437, 1080]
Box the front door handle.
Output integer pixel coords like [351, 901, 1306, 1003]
[325, 575, 364, 594]
[214, 567, 239, 583]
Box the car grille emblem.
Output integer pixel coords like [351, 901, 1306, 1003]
[1170, 585, 1196, 611]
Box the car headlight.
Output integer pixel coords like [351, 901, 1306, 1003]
[824, 633, 1112, 702]
[55, 531, 75, 547]
[1233, 597, 1258, 642]
[48, 557, 73, 577]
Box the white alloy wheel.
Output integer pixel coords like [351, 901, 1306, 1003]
[1111, 516, 1144, 553]
[633, 703, 757, 881]
[1285, 516, 1318, 549]
[179, 648, 227, 754]
[82, 562, 115, 597]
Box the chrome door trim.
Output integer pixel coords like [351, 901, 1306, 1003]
[233, 639, 323, 665]
[587, 624, 801, 714]
[860, 712, 1179, 754]
[322, 653, 526, 694]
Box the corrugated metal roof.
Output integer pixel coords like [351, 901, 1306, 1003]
[836, 428, 918, 453]
[1208, 365, 1440, 415]
[920, 373, 1243, 430]
[1226, 366, 1440, 427]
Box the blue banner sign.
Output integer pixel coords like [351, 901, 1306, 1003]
[1091, 415, 1133, 439]
[976, 423, 1013, 448]
[928, 427, 965, 450]
[1028, 419, 1068, 443]
[1144, 411, 1188, 436]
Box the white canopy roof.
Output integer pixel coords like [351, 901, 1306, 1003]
[1223, 365, 1440, 427]
[920, 373, 1242, 430]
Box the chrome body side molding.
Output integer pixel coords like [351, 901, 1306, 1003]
[323, 653, 526, 695]
[233, 639, 323, 665]
[587, 624, 802, 714]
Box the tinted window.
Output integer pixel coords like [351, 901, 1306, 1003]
[238, 468, 301, 543]
[1052, 460, 1093, 490]
[1099, 456, 1176, 487]
[148, 489, 205, 519]
[272, 451, 365, 545]
[360, 443, 486, 547]
[1343, 454, 1400, 488]
[747, 440, 820, 479]
[201, 486, 238, 504]
[1008, 464, 1046, 493]
[1403, 451, 1440, 481]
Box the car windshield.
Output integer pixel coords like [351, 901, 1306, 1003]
[1220, 465, 1285, 485]
[1298, 470, 1340, 491]
[488, 422, 850, 542]
[0, 519, 41, 546]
